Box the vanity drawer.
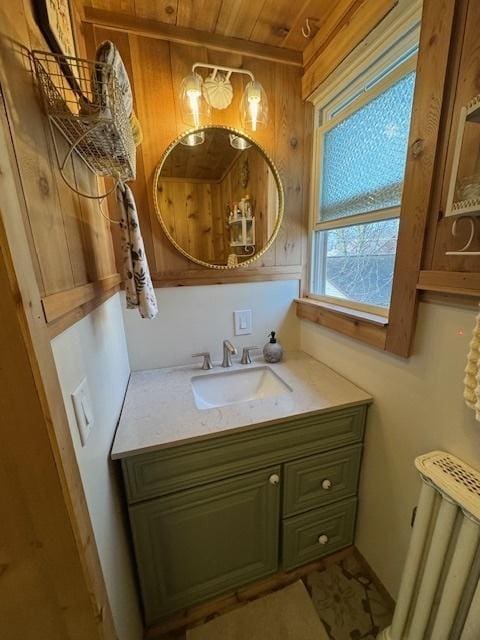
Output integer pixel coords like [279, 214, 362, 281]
[282, 497, 357, 571]
[122, 405, 367, 503]
[283, 444, 362, 517]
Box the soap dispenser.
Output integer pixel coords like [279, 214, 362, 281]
[263, 331, 283, 363]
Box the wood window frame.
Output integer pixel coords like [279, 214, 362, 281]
[309, 55, 417, 319]
[297, 0, 458, 357]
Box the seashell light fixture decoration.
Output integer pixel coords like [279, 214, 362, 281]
[202, 70, 234, 110]
[179, 63, 268, 139]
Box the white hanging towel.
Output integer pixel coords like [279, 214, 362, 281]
[464, 304, 480, 421]
[116, 182, 158, 319]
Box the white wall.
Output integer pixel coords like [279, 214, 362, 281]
[300, 301, 480, 597]
[123, 280, 300, 370]
[51, 293, 142, 640]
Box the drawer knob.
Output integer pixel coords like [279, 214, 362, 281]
[269, 473, 280, 486]
[318, 534, 329, 545]
[322, 479, 332, 490]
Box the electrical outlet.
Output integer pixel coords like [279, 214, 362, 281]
[234, 309, 252, 335]
[71, 378, 94, 446]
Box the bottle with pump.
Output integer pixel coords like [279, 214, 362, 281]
[263, 331, 283, 363]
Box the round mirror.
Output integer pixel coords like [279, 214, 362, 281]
[153, 126, 284, 269]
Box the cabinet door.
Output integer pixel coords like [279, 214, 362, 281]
[129, 466, 281, 623]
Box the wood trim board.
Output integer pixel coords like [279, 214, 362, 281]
[83, 7, 303, 67]
[296, 298, 388, 350]
[417, 270, 480, 297]
[41, 273, 122, 323]
[385, 0, 459, 357]
[301, 0, 398, 99]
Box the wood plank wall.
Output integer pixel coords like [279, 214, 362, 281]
[422, 0, 480, 278]
[87, 24, 309, 287]
[0, 0, 120, 334]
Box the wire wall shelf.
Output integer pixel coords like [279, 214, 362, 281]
[31, 50, 136, 199]
[444, 93, 480, 255]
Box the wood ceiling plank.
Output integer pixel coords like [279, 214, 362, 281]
[134, 0, 178, 23]
[83, 7, 303, 66]
[176, 0, 222, 32]
[302, 0, 398, 99]
[303, 0, 378, 67]
[279, 0, 333, 51]
[214, 0, 264, 40]
[249, 0, 308, 48]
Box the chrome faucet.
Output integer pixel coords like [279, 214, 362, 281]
[222, 340, 237, 367]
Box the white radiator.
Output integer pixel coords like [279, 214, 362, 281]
[378, 451, 480, 640]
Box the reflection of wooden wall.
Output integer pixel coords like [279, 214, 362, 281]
[157, 180, 227, 264]
[0, 2, 120, 333]
[217, 148, 277, 252]
[87, 25, 309, 286]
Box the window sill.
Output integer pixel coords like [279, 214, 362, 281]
[295, 297, 389, 350]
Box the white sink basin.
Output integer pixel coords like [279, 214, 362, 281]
[191, 366, 292, 410]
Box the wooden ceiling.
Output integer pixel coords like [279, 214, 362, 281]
[82, 0, 350, 52]
[159, 129, 242, 182]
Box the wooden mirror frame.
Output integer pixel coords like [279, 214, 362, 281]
[153, 125, 285, 270]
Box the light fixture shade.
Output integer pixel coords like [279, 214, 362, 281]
[179, 72, 210, 128]
[180, 131, 205, 147]
[240, 80, 268, 132]
[229, 133, 252, 150]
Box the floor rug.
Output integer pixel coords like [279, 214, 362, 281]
[186, 580, 329, 640]
[306, 554, 393, 639]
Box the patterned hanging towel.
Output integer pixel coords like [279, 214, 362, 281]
[116, 182, 158, 319]
[464, 304, 480, 421]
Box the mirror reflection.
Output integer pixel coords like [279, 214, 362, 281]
[154, 127, 282, 268]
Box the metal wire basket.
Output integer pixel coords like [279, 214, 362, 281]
[31, 50, 136, 198]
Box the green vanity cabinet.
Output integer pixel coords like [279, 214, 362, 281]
[121, 404, 368, 624]
[129, 466, 281, 624]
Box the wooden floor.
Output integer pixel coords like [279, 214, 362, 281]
[146, 547, 394, 640]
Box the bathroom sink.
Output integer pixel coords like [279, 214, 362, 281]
[191, 366, 292, 410]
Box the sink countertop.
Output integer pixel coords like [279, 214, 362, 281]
[111, 351, 372, 459]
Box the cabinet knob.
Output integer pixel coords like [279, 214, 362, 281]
[321, 479, 332, 490]
[269, 473, 280, 486]
[318, 534, 329, 545]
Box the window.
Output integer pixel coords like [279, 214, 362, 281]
[309, 48, 417, 315]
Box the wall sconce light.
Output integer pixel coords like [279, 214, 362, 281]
[179, 63, 268, 133]
[229, 133, 252, 150]
[240, 80, 268, 132]
[180, 131, 205, 146]
[179, 72, 211, 128]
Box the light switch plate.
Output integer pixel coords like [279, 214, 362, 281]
[71, 377, 94, 446]
[234, 309, 252, 335]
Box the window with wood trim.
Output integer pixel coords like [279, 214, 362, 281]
[308, 27, 419, 317]
[299, 0, 460, 357]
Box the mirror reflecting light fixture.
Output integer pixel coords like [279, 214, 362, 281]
[179, 64, 268, 133]
[229, 133, 252, 150]
[179, 72, 210, 128]
[240, 80, 268, 132]
[180, 131, 205, 146]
